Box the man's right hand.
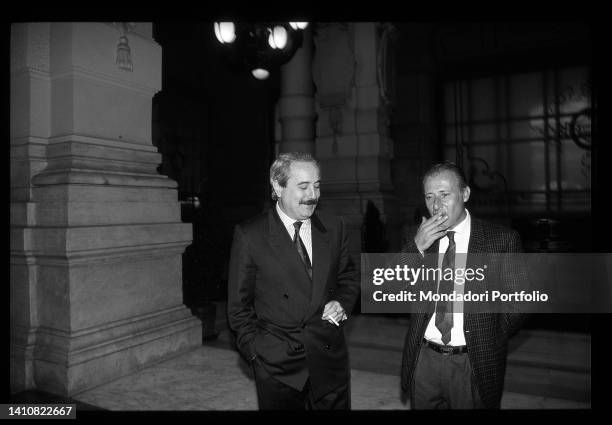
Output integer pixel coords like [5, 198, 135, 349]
[414, 212, 449, 253]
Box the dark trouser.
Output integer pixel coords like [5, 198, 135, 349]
[252, 360, 350, 410]
[411, 343, 485, 409]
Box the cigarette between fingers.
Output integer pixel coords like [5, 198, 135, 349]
[329, 316, 339, 326]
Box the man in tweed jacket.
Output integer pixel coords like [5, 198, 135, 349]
[400, 162, 525, 409]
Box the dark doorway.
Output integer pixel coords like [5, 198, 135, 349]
[152, 22, 280, 334]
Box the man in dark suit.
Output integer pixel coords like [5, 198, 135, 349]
[227, 152, 359, 410]
[400, 161, 525, 409]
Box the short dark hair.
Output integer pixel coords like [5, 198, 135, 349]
[422, 161, 468, 191]
[269, 152, 320, 201]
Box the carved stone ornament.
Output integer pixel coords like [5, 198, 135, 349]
[377, 22, 397, 107]
[113, 22, 136, 71]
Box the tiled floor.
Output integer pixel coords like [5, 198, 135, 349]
[71, 343, 590, 411]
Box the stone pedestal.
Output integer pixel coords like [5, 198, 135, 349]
[10, 22, 201, 396]
[313, 23, 401, 254]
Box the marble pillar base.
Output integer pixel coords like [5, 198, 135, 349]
[32, 307, 201, 397]
[10, 329, 36, 394]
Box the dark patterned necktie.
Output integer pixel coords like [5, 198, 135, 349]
[293, 221, 312, 280]
[435, 231, 455, 345]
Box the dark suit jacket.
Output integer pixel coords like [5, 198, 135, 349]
[227, 208, 359, 400]
[400, 216, 526, 409]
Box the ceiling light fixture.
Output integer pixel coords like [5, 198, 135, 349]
[213, 21, 309, 80]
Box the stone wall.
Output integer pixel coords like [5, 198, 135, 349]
[10, 22, 201, 396]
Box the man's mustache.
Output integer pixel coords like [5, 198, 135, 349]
[300, 199, 318, 205]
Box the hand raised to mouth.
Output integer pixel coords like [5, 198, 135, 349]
[414, 211, 449, 253]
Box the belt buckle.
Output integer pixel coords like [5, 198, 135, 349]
[441, 346, 454, 355]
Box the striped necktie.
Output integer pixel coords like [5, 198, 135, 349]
[293, 221, 312, 280]
[435, 231, 455, 344]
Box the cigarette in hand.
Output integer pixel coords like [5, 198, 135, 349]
[329, 316, 339, 326]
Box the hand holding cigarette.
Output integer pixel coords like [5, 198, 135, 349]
[322, 300, 347, 326]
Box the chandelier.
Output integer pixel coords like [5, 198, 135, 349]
[213, 22, 309, 80]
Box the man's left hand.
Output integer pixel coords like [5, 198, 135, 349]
[322, 301, 347, 326]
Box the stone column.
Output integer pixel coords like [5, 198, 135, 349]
[313, 22, 401, 254]
[10, 22, 52, 393]
[277, 26, 315, 154]
[10, 22, 201, 396]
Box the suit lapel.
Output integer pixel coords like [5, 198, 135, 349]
[307, 213, 331, 315]
[266, 209, 313, 294]
[466, 217, 489, 283]
[467, 217, 487, 255]
[465, 217, 488, 329]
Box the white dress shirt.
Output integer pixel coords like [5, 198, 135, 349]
[276, 202, 313, 264]
[423, 209, 472, 346]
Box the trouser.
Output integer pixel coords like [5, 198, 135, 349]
[252, 360, 350, 410]
[411, 343, 485, 409]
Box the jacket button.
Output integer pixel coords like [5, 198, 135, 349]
[283, 294, 289, 299]
[324, 344, 331, 350]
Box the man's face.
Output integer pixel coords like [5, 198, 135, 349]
[423, 170, 470, 230]
[274, 161, 320, 221]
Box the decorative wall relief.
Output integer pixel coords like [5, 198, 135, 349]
[114, 22, 135, 71]
[468, 157, 508, 193]
[529, 77, 592, 189]
[377, 22, 397, 108]
[312, 23, 356, 156]
[569, 106, 591, 150]
[529, 80, 591, 150]
[312, 23, 355, 108]
[376, 22, 397, 158]
[570, 106, 591, 187]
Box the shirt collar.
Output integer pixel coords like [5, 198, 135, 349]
[449, 208, 470, 237]
[276, 202, 310, 230]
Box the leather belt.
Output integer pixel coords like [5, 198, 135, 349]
[423, 338, 468, 355]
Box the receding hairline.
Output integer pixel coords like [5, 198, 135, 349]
[288, 160, 320, 170]
[422, 169, 467, 192]
[287, 161, 321, 183]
